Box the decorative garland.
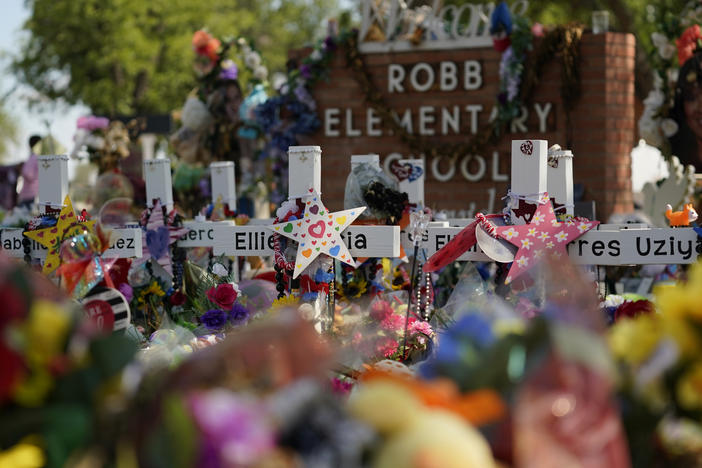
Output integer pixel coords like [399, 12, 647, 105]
[342, 24, 584, 163]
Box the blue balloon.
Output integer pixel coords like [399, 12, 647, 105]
[490, 1, 513, 35]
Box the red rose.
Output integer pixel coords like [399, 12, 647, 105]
[677, 25, 702, 65]
[169, 290, 186, 306]
[206, 283, 238, 310]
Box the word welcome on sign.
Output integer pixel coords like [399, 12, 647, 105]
[358, 0, 528, 53]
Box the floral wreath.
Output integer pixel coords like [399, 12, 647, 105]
[638, 1, 702, 154]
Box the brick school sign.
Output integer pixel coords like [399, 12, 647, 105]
[295, 10, 635, 221]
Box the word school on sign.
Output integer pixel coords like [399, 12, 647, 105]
[212, 225, 400, 258]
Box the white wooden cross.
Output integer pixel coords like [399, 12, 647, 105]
[210, 146, 401, 262]
[0, 155, 142, 261]
[404, 139, 702, 268]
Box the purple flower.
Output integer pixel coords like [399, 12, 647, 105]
[219, 63, 238, 81]
[323, 36, 337, 52]
[299, 64, 312, 79]
[228, 303, 250, 326]
[118, 283, 133, 302]
[201, 309, 228, 330]
[188, 390, 274, 466]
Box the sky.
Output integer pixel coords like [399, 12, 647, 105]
[0, 0, 667, 194]
[0, 1, 88, 164]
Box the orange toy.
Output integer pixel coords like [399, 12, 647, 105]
[665, 203, 698, 227]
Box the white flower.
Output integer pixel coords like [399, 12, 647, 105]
[577, 222, 591, 233]
[651, 32, 668, 49]
[253, 65, 268, 81]
[661, 118, 679, 137]
[271, 72, 287, 91]
[604, 294, 625, 308]
[517, 256, 529, 267]
[504, 227, 519, 240]
[236, 37, 247, 47]
[659, 43, 676, 60]
[244, 51, 261, 69]
[527, 227, 537, 237]
[533, 249, 544, 259]
[521, 238, 532, 249]
[537, 231, 550, 241]
[643, 89, 665, 109]
[555, 231, 568, 242]
[181, 97, 212, 131]
[310, 49, 322, 61]
[546, 241, 554, 249]
[667, 68, 679, 85]
[653, 72, 663, 90]
[532, 213, 544, 225]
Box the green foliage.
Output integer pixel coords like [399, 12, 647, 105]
[14, 0, 341, 116]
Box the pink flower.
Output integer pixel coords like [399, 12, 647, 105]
[531, 23, 544, 38]
[370, 300, 393, 321]
[77, 115, 109, 131]
[410, 319, 433, 336]
[375, 336, 399, 358]
[206, 283, 239, 310]
[380, 313, 405, 331]
[677, 25, 702, 65]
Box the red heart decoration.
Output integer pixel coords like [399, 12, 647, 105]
[390, 159, 411, 181]
[520, 140, 534, 156]
[308, 220, 326, 238]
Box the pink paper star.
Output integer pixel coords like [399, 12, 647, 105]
[494, 193, 599, 284]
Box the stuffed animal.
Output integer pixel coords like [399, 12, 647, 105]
[665, 203, 698, 227]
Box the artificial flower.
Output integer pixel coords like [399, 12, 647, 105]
[169, 290, 186, 306]
[201, 309, 228, 330]
[608, 314, 662, 366]
[270, 295, 300, 311]
[661, 118, 679, 137]
[206, 283, 239, 310]
[0, 437, 45, 468]
[677, 24, 702, 65]
[614, 299, 654, 321]
[192, 30, 220, 62]
[228, 303, 250, 326]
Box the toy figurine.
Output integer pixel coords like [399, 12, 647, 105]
[665, 203, 698, 227]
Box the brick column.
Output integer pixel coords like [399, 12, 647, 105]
[571, 32, 636, 220]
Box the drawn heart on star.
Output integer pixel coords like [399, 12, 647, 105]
[283, 223, 293, 233]
[297, 222, 302, 227]
[336, 216, 346, 225]
[316, 247, 320, 251]
[327, 221, 332, 226]
[305, 219, 311, 223]
[309, 220, 326, 238]
[309, 205, 319, 215]
[146, 226, 170, 259]
[322, 241, 327, 246]
[520, 140, 534, 156]
[329, 245, 341, 256]
[312, 240, 317, 245]
[302, 249, 312, 258]
[326, 233, 331, 237]
[301, 233, 306, 238]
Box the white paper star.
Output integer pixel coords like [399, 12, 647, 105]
[267, 192, 365, 278]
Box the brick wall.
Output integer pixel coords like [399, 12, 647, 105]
[295, 32, 635, 221]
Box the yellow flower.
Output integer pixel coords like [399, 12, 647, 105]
[608, 315, 662, 366]
[24, 300, 72, 366]
[339, 276, 367, 302]
[677, 362, 702, 411]
[12, 368, 53, 407]
[137, 281, 166, 304]
[270, 294, 300, 311]
[0, 437, 44, 468]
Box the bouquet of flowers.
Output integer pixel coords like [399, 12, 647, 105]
[71, 116, 131, 173]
